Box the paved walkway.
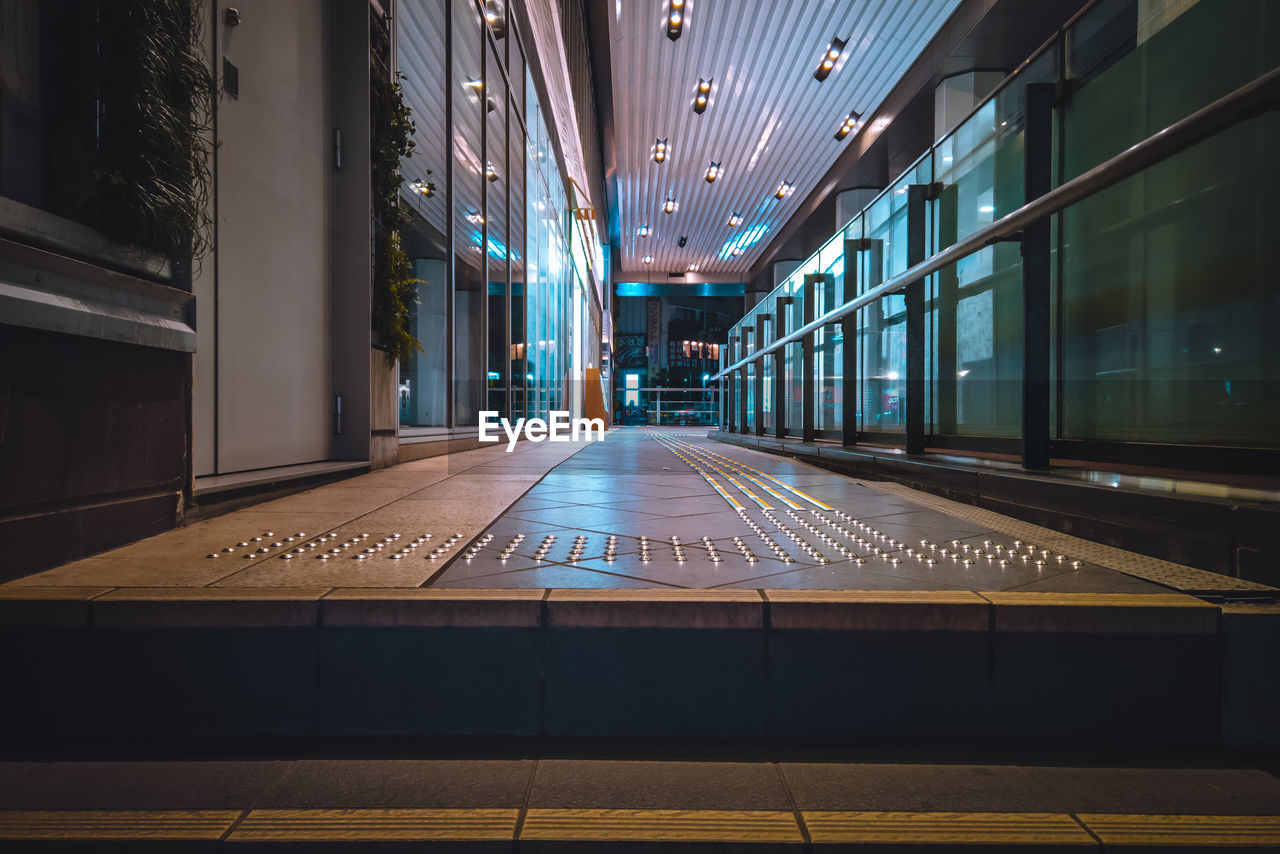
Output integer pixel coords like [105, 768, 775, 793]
[5, 427, 1259, 595]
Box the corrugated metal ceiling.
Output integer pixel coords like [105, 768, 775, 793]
[608, 0, 961, 275]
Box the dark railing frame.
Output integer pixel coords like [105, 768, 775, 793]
[713, 65, 1280, 471]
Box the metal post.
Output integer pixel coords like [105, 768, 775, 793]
[801, 276, 818, 442]
[655, 389, 661, 426]
[774, 297, 791, 438]
[936, 185, 959, 436]
[739, 326, 752, 434]
[905, 185, 928, 455]
[732, 335, 742, 430]
[755, 318, 768, 436]
[1023, 83, 1054, 469]
[840, 241, 865, 446]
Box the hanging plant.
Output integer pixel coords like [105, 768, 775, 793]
[88, 0, 216, 264]
[371, 73, 424, 367]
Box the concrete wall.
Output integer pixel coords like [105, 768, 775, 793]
[195, 0, 335, 474]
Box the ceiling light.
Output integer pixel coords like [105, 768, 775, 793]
[833, 110, 862, 141]
[483, 0, 506, 38]
[643, 254, 654, 264]
[731, 247, 742, 257]
[638, 225, 651, 238]
[663, 195, 678, 215]
[666, 0, 685, 40]
[814, 36, 846, 81]
[704, 161, 721, 183]
[652, 138, 668, 164]
[773, 181, 795, 200]
[727, 213, 743, 227]
[678, 235, 688, 247]
[693, 78, 711, 114]
[485, 161, 499, 183]
[687, 263, 698, 272]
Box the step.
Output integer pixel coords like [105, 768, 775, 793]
[1, 587, 1276, 749]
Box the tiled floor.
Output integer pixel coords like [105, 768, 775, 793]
[3, 427, 1232, 594]
[427, 430, 1172, 593]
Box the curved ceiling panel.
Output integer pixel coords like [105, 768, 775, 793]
[608, 0, 961, 276]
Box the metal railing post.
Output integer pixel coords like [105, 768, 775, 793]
[801, 275, 820, 442]
[739, 326, 751, 434]
[841, 240, 865, 447]
[755, 317, 768, 436]
[775, 297, 791, 439]
[1023, 83, 1054, 469]
[726, 335, 738, 432]
[906, 185, 928, 455]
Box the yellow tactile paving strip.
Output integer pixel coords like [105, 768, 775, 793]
[519, 808, 804, 842]
[229, 808, 519, 841]
[1079, 813, 1280, 846]
[869, 480, 1277, 593]
[803, 811, 1094, 845]
[2, 809, 1278, 845]
[0, 809, 241, 840]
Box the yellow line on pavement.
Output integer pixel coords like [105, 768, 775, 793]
[228, 808, 519, 841]
[520, 809, 803, 843]
[0, 810, 242, 840]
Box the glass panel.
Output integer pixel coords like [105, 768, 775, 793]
[815, 236, 844, 435]
[398, 0, 449, 428]
[760, 294, 775, 433]
[1059, 0, 1280, 446]
[452, 0, 485, 426]
[928, 49, 1055, 439]
[843, 215, 864, 434]
[861, 159, 931, 437]
[785, 275, 804, 434]
[485, 42, 508, 416]
[509, 110, 526, 421]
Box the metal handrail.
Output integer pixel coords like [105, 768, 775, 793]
[712, 66, 1280, 381]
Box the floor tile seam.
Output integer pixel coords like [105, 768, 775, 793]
[1068, 811, 1106, 847]
[447, 560, 691, 589]
[772, 762, 812, 845]
[217, 808, 254, 842]
[421, 440, 637, 588]
[200, 522, 356, 587]
[188, 460, 520, 586]
[512, 757, 537, 839]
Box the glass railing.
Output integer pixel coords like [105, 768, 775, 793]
[722, 0, 1280, 471]
[614, 387, 721, 427]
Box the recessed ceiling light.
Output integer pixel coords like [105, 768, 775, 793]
[814, 36, 846, 82]
[693, 78, 712, 114]
[652, 138, 668, 164]
[687, 263, 698, 272]
[666, 0, 686, 40]
[731, 247, 742, 257]
[774, 181, 795, 200]
[704, 161, 721, 183]
[483, 0, 506, 37]
[638, 225, 651, 238]
[643, 254, 654, 264]
[663, 195, 678, 215]
[833, 110, 862, 141]
[485, 161, 499, 183]
[727, 213, 743, 227]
